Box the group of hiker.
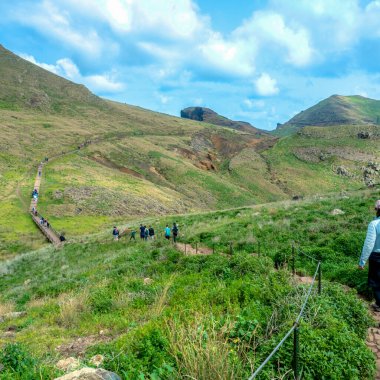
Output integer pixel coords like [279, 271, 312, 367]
[112, 223, 180, 242]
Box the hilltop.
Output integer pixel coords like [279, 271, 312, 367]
[277, 95, 380, 134]
[180, 106, 265, 134]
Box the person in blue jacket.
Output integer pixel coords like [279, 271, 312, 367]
[359, 200, 380, 311]
[164, 225, 171, 240]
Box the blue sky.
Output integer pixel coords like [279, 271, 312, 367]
[1, 0, 380, 130]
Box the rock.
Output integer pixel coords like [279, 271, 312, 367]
[54, 367, 121, 380]
[0, 311, 27, 322]
[89, 354, 104, 367]
[336, 166, 350, 176]
[331, 209, 345, 215]
[357, 131, 372, 139]
[56, 357, 81, 372]
[24, 279, 31, 286]
[143, 278, 153, 285]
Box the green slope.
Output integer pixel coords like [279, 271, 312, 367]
[276, 95, 380, 135]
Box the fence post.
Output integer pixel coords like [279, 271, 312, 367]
[318, 262, 322, 295]
[293, 325, 300, 380]
[213, 243, 215, 254]
[229, 241, 233, 255]
[185, 243, 187, 255]
[292, 244, 295, 276]
[196, 242, 198, 254]
[258, 241, 261, 257]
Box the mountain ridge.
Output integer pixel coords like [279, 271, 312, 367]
[277, 94, 380, 134]
[180, 106, 267, 135]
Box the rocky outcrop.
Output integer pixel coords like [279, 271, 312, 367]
[54, 367, 121, 380]
[181, 107, 265, 134]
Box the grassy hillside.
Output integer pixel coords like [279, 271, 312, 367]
[0, 189, 378, 379]
[1, 44, 380, 258]
[276, 95, 380, 135]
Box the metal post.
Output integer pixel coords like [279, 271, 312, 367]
[229, 241, 233, 255]
[318, 262, 322, 295]
[196, 242, 198, 254]
[258, 241, 261, 257]
[292, 244, 295, 276]
[293, 326, 300, 380]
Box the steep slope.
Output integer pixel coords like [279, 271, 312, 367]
[180, 106, 266, 134]
[276, 95, 380, 134]
[0, 44, 107, 114]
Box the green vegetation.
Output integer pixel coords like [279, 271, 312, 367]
[0, 223, 375, 379]
[277, 94, 380, 133]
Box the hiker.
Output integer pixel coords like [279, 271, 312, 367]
[59, 234, 66, 242]
[359, 200, 380, 311]
[112, 226, 119, 241]
[34, 209, 38, 216]
[40, 217, 44, 225]
[144, 226, 149, 241]
[38, 170, 41, 177]
[46, 220, 50, 229]
[148, 225, 155, 240]
[140, 224, 145, 240]
[172, 223, 179, 243]
[164, 225, 171, 240]
[130, 229, 136, 241]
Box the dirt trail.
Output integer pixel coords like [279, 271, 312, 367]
[175, 242, 213, 255]
[30, 163, 62, 246]
[366, 311, 380, 379]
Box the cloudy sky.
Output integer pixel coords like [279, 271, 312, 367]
[1, 0, 380, 130]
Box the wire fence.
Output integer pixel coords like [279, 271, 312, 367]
[247, 245, 322, 380]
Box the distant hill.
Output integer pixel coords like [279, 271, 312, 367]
[0, 44, 107, 114]
[276, 95, 380, 134]
[181, 106, 266, 135]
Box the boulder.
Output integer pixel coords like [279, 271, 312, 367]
[0, 311, 27, 322]
[56, 357, 80, 372]
[89, 354, 104, 367]
[331, 209, 345, 215]
[54, 368, 121, 380]
[336, 166, 350, 176]
[143, 277, 153, 285]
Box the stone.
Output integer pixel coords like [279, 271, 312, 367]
[54, 367, 121, 380]
[331, 209, 345, 215]
[336, 166, 350, 176]
[143, 278, 153, 285]
[56, 357, 81, 372]
[24, 279, 31, 286]
[89, 354, 104, 367]
[0, 311, 27, 322]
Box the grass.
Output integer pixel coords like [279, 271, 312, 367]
[0, 190, 379, 378]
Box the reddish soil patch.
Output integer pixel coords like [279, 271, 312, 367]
[90, 155, 143, 178]
[176, 242, 213, 255]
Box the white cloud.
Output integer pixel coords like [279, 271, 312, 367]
[243, 99, 265, 109]
[234, 11, 314, 67]
[254, 73, 279, 96]
[16, 0, 104, 57]
[21, 54, 124, 94]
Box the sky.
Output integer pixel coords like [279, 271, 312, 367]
[1, 0, 380, 130]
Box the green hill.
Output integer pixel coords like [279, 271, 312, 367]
[0, 45, 379, 256]
[276, 95, 380, 135]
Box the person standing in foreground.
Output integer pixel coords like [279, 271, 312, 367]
[359, 200, 380, 311]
